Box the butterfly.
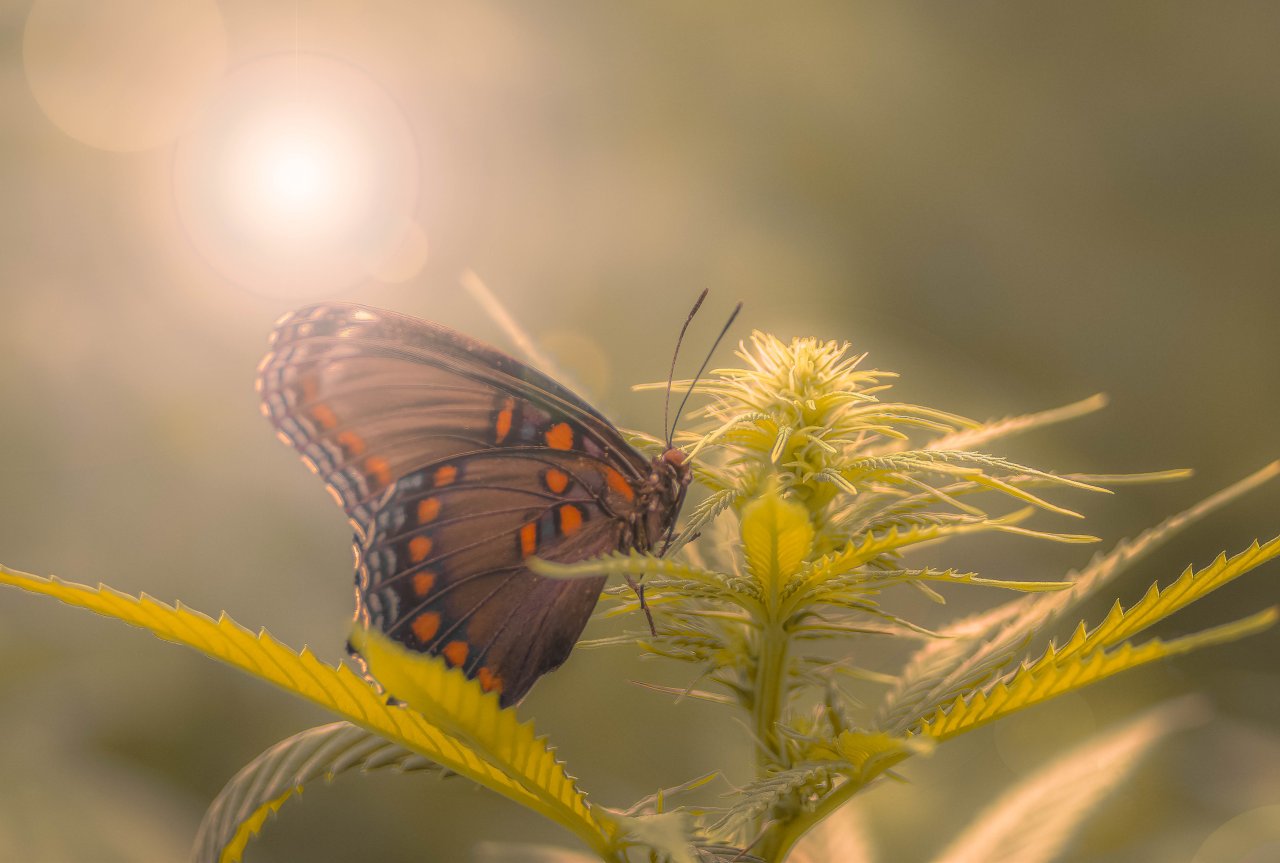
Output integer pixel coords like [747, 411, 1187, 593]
[257, 302, 711, 706]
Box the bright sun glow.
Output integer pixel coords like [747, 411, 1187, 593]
[230, 110, 364, 241]
[262, 140, 327, 211]
[172, 54, 419, 296]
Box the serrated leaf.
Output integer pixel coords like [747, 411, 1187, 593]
[842, 451, 1108, 511]
[670, 489, 742, 554]
[1055, 537, 1280, 661]
[0, 566, 616, 859]
[832, 731, 932, 780]
[931, 698, 1206, 863]
[194, 722, 439, 863]
[923, 394, 1109, 453]
[877, 463, 1280, 733]
[350, 628, 617, 853]
[740, 486, 813, 604]
[792, 509, 1076, 615]
[531, 552, 733, 594]
[802, 569, 1072, 606]
[847, 469, 1187, 536]
[916, 608, 1276, 740]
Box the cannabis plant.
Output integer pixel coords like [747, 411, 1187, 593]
[1, 330, 1276, 862]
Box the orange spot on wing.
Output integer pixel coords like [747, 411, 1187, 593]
[408, 535, 434, 563]
[309, 403, 338, 430]
[443, 640, 469, 667]
[604, 466, 635, 501]
[544, 468, 570, 494]
[545, 422, 573, 450]
[477, 666, 503, 694]
[412, 572, 436, 597]
[336, 430, 365, 456]
[365, 456, 391, 488]
[520, 522, 538, 557]
[411, 612, 441, 643]
[434, 464, 458, 486]
[495, 397, 514, 443]
[417, 498, 441, 523]
[559, 504, 583, 536]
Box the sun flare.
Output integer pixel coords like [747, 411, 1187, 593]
[172, 54, 419, 296]
[229, 109, 364, 241]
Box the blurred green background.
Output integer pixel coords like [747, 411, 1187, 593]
[2, 2, 1279, 861]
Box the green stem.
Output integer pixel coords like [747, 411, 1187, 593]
[751, 620, 790, 859]
[752, 622, 788, 767]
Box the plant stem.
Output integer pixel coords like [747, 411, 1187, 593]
[751, 620, 789, 840]
[752, 623, 789, 766]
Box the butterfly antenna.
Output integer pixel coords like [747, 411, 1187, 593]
[664, 289, 710, 447]
[670, 301, 743, 445]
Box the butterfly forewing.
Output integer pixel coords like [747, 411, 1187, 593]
[258, 303, 669, 706]
[259, 305, 648, 529]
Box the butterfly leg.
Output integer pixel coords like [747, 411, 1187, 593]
[624, 573, 657, 636]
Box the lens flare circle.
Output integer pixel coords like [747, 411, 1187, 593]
[369, 221, 431, 284]
[173, 54, 419, 296]
[1193, 804, 1280, 863]
[23, 0, 227, 152]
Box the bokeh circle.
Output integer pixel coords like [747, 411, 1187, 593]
[23, 0, 227, 152]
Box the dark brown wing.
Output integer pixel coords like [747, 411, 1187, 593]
[257, 303, 657, 705]
[355, 448, 639, 704]
[257, 303, 650, 531]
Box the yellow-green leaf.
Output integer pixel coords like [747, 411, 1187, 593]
[877, 464, 1280, 735]
[350, 627, 617, 854]
[194, 722, 440, 863]
[740, 484, 813, 605]
[916, 608, 1277, 741]
[217, 788, 294, 863]
[1055, 537, 1280, 662]
[793, 509, 1087, 615]
[531, 551, 729, 592]
[0, 566, 617, 859]
[832, 731, 932, 782]
[923, 394, 1109, 453]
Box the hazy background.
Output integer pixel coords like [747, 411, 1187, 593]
[2, 3, 1278, 861]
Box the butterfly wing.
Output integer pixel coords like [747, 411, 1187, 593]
[356, 448, 637, 703]
[257, 303, 654, 705]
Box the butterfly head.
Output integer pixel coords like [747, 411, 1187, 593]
[636, 447, 692, 547]
[658, 446, 692, 491]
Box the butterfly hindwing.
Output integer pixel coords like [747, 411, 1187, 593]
[258, 303, 662, 705]
[356, 449, 638, 702]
